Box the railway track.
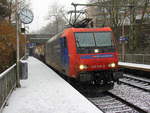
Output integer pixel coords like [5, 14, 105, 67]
[87, 92, 147, 113]
[109, 83, 150, 113]
[59, 71, 150, 113]
[78, 74, 150, 113]
[119, 74, 150, 92]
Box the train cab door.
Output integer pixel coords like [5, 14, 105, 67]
[60, 37, 69, 72]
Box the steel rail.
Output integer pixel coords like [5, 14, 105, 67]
[119, 79, 150, 92]
[124, 74, 150, 84]
[87, 91, 146, 113]
[107, 91, 148, 113]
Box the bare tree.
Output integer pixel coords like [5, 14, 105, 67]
[40, 3, 67, 34]
[5, 0, 30, 23]
[125, 0, 150, 50]
[88, 0, 150, 51]
[0, 0, 10, 20]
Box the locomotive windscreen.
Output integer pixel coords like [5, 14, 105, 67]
[75, 32, 115, 54]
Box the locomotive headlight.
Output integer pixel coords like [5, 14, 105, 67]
[79, 65, 88, 70]
[94, 49, 99, 53]
[108, 63, 116, 68]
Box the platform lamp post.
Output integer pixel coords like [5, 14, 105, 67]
[15, 0, 21, 87]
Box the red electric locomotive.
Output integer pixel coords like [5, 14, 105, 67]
[45, 27, 122, 88]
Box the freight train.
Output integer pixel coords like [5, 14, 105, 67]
[45, 27, 123, 89]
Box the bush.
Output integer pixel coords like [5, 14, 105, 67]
[0, 20, 25, 73]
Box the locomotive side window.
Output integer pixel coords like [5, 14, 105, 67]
[63, 37, 67, 48]
[60, 37, 69, 68]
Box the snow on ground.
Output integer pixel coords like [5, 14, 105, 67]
[2, 57, 102, 113]
[119, 62, 150, 69]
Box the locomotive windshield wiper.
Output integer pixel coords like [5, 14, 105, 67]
[92, 32, 97, 47]
[76, 38, 81, 47]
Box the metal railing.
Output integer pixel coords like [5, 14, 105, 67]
[0, 64, 16, 113]
[119, 54, 150, 64]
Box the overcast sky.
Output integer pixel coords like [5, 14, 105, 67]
[27, 0, 88, 33]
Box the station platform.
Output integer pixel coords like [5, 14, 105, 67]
[2, 57, 102, 113]
[118, 62, 150, 72]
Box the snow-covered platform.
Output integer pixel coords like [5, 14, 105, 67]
[118, 62, 150, 72]
[2, 57, 102, 113]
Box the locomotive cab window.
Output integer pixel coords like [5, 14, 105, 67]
[94, 32, 113, 47]
[75, 32, 115, 54]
